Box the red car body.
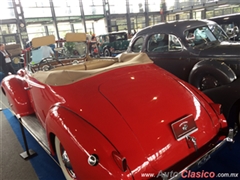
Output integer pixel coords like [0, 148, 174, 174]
[1, 48, 232, 179]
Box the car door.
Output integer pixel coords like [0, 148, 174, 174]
[144, 33, 192, 81]
[24, 54, 56, 124]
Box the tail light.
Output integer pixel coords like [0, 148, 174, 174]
[112, 151, 127, 172]
[210, 103, 228, 130]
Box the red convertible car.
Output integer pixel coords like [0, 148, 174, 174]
[1, 33, 233, 180]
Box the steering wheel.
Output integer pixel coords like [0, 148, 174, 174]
[38, 57, 53, 71]
[53, 57, 64, 66]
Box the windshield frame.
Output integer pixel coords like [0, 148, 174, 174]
[208, 24, 229, 42]
[184, 23, 229, 48]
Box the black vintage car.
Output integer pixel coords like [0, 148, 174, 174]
[127, 19, 240, 130]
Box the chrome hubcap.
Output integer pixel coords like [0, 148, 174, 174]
[104, 50, 110, 56]
[62, 149, 76, 179]
[200, 75, 219, 90]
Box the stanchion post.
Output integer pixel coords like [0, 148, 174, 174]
[17, 115, 37, 160]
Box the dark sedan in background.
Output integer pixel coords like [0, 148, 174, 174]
[127, 19, 240, 131]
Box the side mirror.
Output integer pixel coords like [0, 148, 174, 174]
[227, 26, 239, 39]
[233, 26, 239, 34]
[226, 28, 233, 35]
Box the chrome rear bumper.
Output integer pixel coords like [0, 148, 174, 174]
[162, 129, 234, 180]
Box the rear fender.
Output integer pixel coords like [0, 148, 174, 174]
[189, 60, 236, 89]
[45, 106, 132, 179]
[1, 75, 34, 116]
[178, 79, 227, 130]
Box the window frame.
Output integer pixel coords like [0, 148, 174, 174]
[131, 37, 144, 53]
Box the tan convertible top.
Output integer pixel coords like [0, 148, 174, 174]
[32, 53, 153, 86]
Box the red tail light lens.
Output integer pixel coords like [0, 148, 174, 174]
[112, 151, 127, 172]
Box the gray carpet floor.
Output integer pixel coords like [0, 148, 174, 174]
[0, 90, 39, 180]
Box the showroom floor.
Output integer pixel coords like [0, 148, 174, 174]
[0, 90, 38, 180]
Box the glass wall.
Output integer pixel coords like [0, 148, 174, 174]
[136, 15, 146, 30]
[0, 0, 15, 19]
[166, 0, 176, 11]
[48, 25, 57, 38]
[21, 0, 52, 18]
[153, 15, 161, 24]
[115, 17, 128, 31]
[147, 14, 161, 26]
[82, 0, 104, 15]
[179, 12, 190, 20]
[148, 0, 161, 12]
[223, 8, 232, 15]
[0, 24, 17, 35]
[168, 0, 204, 10]
[193, 11, 202, 19]
[167, 14, 176, 21]
[86, 21, 95, 35]
[233, 6, 240, 13]
[206, 10, 214, 18]
[129, 0, 145, 13]
[27, 25, 46, 40]
[148, 15, 154, 26]
[74, 23, 84, 33]
[109, 0, 127, 14]
[57, 23, 72, 39]
[94, 19, 107, 35]
[53, 0, 80, 16]
[0, 36, 3, 44]
[214, 9, 223, 16]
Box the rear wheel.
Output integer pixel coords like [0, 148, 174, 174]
[234, 108, 240, 136]
[55, 137, 77, 180]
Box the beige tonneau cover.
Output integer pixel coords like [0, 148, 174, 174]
[32, 53, 153, 86]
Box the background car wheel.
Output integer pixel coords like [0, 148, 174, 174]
[103, 48, 111, 57]
[55, 137, 77, 180]
[233, 106, 240, 136]
[236, 110, 240, 134]
[199, 74, 219, 90]
[189, 61, 236, 91]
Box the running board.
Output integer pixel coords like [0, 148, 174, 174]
[18, 114, 50, 154]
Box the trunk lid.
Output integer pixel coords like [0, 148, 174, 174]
[99, 68, 219, 171]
